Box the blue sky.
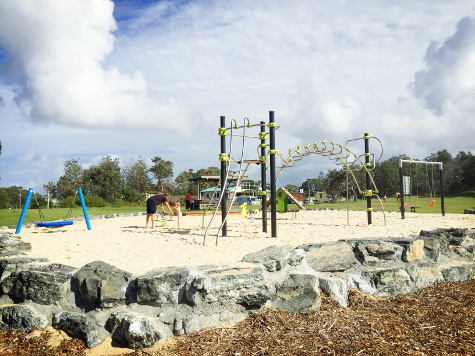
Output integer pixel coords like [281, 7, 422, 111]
[1, 0, 475, 194]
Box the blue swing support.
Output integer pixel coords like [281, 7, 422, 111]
[15, 188, 91, 234]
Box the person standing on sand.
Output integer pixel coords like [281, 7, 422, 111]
[186, 192, 192, 210]
[146, 193, 173, 228]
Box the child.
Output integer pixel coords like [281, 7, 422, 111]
[174, 202, 182, 227]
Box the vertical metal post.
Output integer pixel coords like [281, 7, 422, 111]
[269, 111, 277, 237]
[364, 133, 372, 225]
[439, 163, 445, 216]
[399, 159, 405, 219]
[220, 116, 227, 236]
[78, 188, 91, 230]
[15, 188, 33, 234]
[260, 121, 267, 233]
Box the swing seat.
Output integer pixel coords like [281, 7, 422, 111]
[428, 200, 436, 206]
[37, 221, 74, 228]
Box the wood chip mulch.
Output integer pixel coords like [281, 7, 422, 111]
[1, 279, 474, 355]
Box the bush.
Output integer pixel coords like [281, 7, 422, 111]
[59, 195, 108, 208]
[111, 198, 127, 207]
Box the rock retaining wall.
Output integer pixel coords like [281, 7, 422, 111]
[0, 227, 474, 349]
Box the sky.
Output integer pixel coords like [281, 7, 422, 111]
[1, 0, 475, 194]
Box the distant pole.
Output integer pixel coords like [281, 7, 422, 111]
[269, 111, 277, 237]
[15, 188, 33, 234]
[220, 116, 227, 237]
[260, 120, 267, 233]
[364, 133, 372, 225]
[439, 163, 445, 216]
[399, 160, 405, 219]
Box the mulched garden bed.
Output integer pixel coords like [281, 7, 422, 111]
[1, 279, 474, 355]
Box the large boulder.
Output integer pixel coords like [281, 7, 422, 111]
[319, 276, 349, 308]
[1, 263, 76, 305]
[190, 265, 272, 307]
[0, 305, 48, 332]
[72, 261, 132, 309]
[271, 273, 321, 313]
[0, 232, 31, 254]
[348, 266, 414, 297]
[241, 245, 304, 272]
[106, 311, 170, 349]
[53, 311, 104, 348]
[136, 267, 190, 307]
[298, 241, 359, 272]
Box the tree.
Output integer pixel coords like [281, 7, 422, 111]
[149, 156, 174, 193]
[175, 169, 197, 195]
[122, 158, 152, 202]
[83, 156, 122, 202]
[324, 169, 346, 202]
[56, 159, 83, 199]
[284, 184, 300, 193]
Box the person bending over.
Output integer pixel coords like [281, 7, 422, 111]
[146, 193, 173, 228]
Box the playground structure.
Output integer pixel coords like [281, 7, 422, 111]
[204, 111, 384, 246]
[15, 188, 91, 234]
[398, 159, 445, 219]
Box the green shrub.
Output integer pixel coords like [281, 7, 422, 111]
[111, 198, 127, 207]
[59, 195, 108, 208]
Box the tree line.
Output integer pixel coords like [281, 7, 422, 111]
[1, 149, 474, 209]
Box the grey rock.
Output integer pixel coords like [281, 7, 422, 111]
[2, 263, 76, 305]
[136, 267, 189, 307]
[0, 233, 31, 254]
[348, 267, 414, 297]
[72, 261, 132, 309]
[53, 311, 103, 348]
[241, 245, 304, 272]
[319, 276, 349, 307]
[298, 241, 359, 272]
[0, 305, 48, 332]
[107, 311, 169, 349]
[354, 241, 403, 265]
[441, 262, 475, 282]
[197, 265, 272, 306]
[405, 264, 444, 289]
[272, 273, 320, 313]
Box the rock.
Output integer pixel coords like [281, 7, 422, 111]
[405, 264, 444, 289]
[348, 267, 414, 297]
[241, 245, 304, 272]
[136, 267, 190, 307]
[0, 305, 48, 332]
[319, 276, 349, 307]
[464, 209, 475, 214]
[272, 273, 321, 313]
[195, 265, 272, 306]
[106, 311, 170, 349]
[440, 262, 475, 282]
[0, 232, 31, 254]
[2, 263, 76, 305]
[298, 241, 359, 272]
[72, 261, 132, 309]
[353, 241, 403, 265]
[53, 311, 103, 348]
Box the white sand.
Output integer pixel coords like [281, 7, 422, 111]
[9, 210, 475, 275]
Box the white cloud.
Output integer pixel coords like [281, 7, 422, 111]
[0, 0, 199, 134]
[411, 13, 475, 115]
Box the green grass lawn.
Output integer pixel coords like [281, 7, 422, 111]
[2, 196, 474, 227]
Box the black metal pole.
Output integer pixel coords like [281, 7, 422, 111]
[399, 159, 405, 219]
[364, 133, 372, 225]
[439, 163, 445, 216]
[220, 116, 227, 236]
[260, 121, 267, 233]
[269, 111, 277, 237]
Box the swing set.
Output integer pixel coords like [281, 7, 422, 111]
[15, 188, 91, 234]
[398, 159, 445, 218]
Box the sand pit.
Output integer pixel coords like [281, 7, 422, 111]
[8, 209, 475, 275]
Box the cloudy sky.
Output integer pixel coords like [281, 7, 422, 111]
[1, 0, 474, 194]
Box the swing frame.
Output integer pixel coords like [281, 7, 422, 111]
[398, 159, 445, 219]
[15, 188, 91, 234]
